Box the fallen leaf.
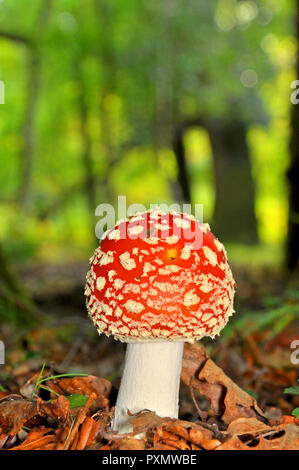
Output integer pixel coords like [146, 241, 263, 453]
[200, 438, 222, 450]
[200, 358, 265, 423]
[129, 411, 173, 435]
[217, 421, 299, 450]
[76, 417, 100, 450]
[100, 437, 145, 450]
[0, 398, 38, 438]
[182, 343, 265, 424]
[48, 376, 112, 410]
[38, 395, 69, 422]
[279, 415, 299, 425]
[11, 427, 55, 450]
[181, 343, 207, 385]
[19, 372, 41, 399]
[63, 393, 96, 450]
[149, 442, 178, 450]
[151, 415, 217, 451]
[227, 417, 271, 436]
[55, 426, 71, 450]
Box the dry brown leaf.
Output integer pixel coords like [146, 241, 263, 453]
[156, 438, 191, 450]
[38, 395, 69, 422]
[129, 410, 174, 435]
[154, 427, 179, 443]
[55, 426, 71, 450]
[11, 427, 55, 450]
[100, 437, 145, 450]
[127, 410, 218, 450]
[200, 438, 222, 450]
[227, 417, 271, 436]
[188, 427, 204, 444]
[70, 433, 79, 450]
[0, 435, 17, 449]
[0, 397, 38, 438]
[38, 443, 57, 450]
[153, 427, 191, 450]
[63, 393, 96, 450]
[194, 381, 224, 416]
[2, 341, 297, 451]
[151, 415, 217, 451]
[48, 376, 112, 409]
[0, 394, 72, 441]
[217, 417, 299, 450]
[164, 420, 214, 443]
[76, 417, 100, 450]
[149, 442, 179, 450]
[163, 423, 190, 441]
[199, 358, 265, 423]
[217, 423, 299, 450]
[0, 392, 12, 400]
[279, 415, 299, 425]
[181, 343, 207, 384]
[19, 372, 41, 399]
[182, 343, 265, 424]
[95, 409, 113, 435]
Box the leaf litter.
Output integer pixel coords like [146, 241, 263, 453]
[0, 340, 298, 450]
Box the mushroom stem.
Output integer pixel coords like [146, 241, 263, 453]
[112, 341, 184, 434]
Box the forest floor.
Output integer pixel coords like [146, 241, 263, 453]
[0, 259, 299, 450]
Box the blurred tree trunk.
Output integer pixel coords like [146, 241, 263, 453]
[75, 61, 97, 214]
[18, 0, 53, 207]
[287, 0, 299, 270]
[172, 118, 257, 243]
[155, 0, 192, 203]
[18, 52, 40, 207]
[172, 126, 192, 203]
[206, 119, 257, 243]
[94, 0, 117, 203]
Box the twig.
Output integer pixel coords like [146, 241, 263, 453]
[189, 376, 224, 440]
[189, 375, 208, 421]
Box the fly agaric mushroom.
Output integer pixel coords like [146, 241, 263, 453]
[85, 208, 235, 433]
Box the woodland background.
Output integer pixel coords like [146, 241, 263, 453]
[0, 0, 299, 451]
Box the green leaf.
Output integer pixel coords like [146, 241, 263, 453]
[291, 408, 299, 419]
[66, 394, 89, 410]
[284, 386, 299, 396]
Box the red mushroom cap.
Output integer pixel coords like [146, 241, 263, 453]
[85, 208, 236, 342]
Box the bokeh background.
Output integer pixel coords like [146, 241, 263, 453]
[0, 0, 299, 413]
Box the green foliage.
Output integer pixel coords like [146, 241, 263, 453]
[284, 386, 299, 395]
[0, 0, 296, 266]
[33, 362, 89, 398]
[223, 288, 299, 339]
[31, 363, 91, 410]
[66, 393, 89, 410]
[284, 381, 299, 418]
